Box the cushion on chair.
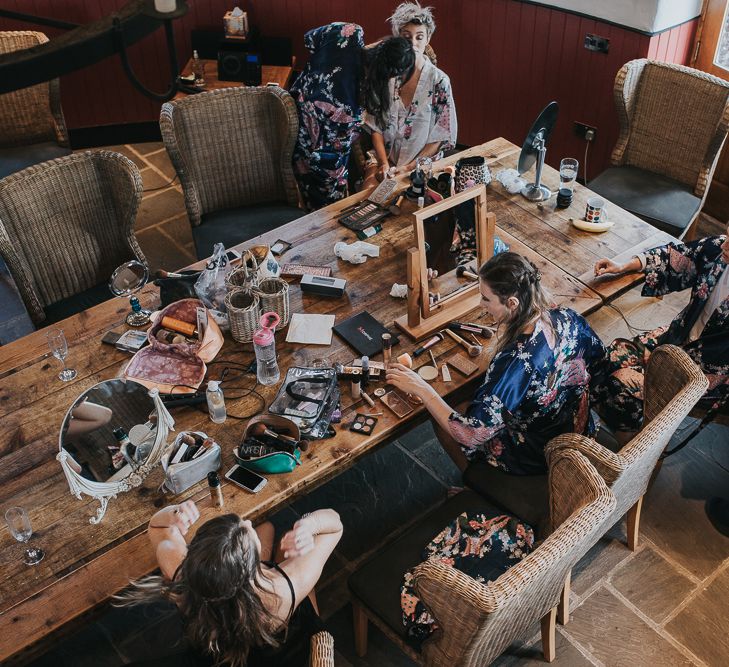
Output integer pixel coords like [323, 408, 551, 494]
[43, 282, 114, 325]
[193, 204, 303, 259]
[462, 461, 550, 538]
[347, 490, 504, 642]
[588, 166, 701, 234]
[0, 143, 72, 179]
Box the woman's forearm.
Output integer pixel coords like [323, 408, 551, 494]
[623, 256, 644, 274]
[421, 385, 458, 435]
[402, 141, 442, 172]
[371, 132, 389, 167]
[303, 509, 342, 536]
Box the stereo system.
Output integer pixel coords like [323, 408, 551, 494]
[217, 38, 262, 85]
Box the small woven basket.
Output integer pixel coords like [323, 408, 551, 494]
[256, 277, 290, 327]
[225, 250, 258, 291]
[225, 288, 260, 343]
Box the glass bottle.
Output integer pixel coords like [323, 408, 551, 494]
[253, 312, 281, 386]
[206, 380, 227, 423]
[192, 50, 205, 86]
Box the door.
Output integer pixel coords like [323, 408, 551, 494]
[693, 0, 729, 220]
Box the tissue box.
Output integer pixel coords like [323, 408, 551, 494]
[223, 9, 249, 38]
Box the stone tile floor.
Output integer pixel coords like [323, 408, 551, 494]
[24, 143, 729, 666]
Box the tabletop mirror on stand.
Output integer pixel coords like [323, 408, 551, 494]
[57, 379, 175, 523]
[395, 184, 495, 339]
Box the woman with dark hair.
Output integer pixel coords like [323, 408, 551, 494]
[291, 23, 414, 210]
[118, 501, 342, 666]
[387, 252, 606, 475]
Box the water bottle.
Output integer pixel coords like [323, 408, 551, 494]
[206, 380, 227, 423]
[253, 312, 281, 386]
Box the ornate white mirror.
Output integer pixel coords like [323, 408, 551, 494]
[57, 378, 175, 524]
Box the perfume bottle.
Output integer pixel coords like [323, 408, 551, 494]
[192, 50, 205, 86]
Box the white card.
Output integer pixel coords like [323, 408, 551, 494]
[285, 313, 336, 345]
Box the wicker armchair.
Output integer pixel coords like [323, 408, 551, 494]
[309, 630, 334, 667]
[160, 86, 302, 260]
[589, 59, 729, 240]
[348, 449, 615, 666]
[0, 31, 72, 179]
[0, 150, 145, 326]
[546, 345, 708, 624]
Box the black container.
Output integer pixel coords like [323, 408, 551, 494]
[556, 188, 573, 209]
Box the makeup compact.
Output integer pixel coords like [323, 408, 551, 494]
[447, 353, 479, 376]
[350, 413, 378, 435]
[381, 391, 414, 418]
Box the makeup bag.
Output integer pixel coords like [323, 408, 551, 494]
[153, 270, 203, 308]
[455, 156, 491, 192]
[160, 431, 221, 495]
[124, 299, 224, 394]
[234, 415, 302, 473]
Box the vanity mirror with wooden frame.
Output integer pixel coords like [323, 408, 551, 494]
[57, 379, 174, 523]
[395, 184, 495, 339]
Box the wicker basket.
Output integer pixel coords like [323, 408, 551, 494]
[225, 250, 258, 291]
[255, 277, 290, 327]
[225, 288, 260, 343]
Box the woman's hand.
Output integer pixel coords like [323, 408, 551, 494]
[386, 363, 432, 401]
[280, 517, 317, 559]
[151, 500, 200, 536]
[594, 258, 624, 277]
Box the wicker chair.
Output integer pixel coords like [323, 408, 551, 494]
[589, 59, 729, 240]
[0, 31, 72, 179]
[0, 150, 145, 326]
[546, 345, 708, 625]
[160, 86, 303, 260]
[310, 630, 335, 667]
[348, 449, 615, 666]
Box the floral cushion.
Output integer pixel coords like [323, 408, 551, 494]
[401, 510, 535, 644]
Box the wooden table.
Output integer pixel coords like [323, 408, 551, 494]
[0, 137, 670, 663]
[174, 58, 293, 100]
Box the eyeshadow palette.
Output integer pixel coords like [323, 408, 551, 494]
[447, 353, 479, 376]
[381, 390, 414, 418]
[350, 413, 378, 435]
[281, 264, 332, 278]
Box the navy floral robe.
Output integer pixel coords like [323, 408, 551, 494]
[593, 234, 729, 431]
[448, 308, 606, 475]
[291, 23, 364, 211]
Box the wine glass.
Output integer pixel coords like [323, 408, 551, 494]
[46, 328, 77, 382]
[5, 507, 45, 565]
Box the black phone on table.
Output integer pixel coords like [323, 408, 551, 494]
[225, 464, 267, 493]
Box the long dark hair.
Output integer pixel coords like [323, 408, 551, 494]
[362, 37, 415, 130]
[479, 252, 553, 352]
[116, 515, 280, 667]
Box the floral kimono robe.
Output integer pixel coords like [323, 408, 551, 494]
[593, 234, 729, 431]
[448, 308, 606, 475]
[291, 23, 364, 211]
[364, 58, 457, 167]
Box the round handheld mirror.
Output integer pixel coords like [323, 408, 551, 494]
[110, 260, 151, 326]
[417, 365, 438, 382]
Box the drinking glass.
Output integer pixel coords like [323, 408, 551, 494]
[5, 507, 45, 565]
[559, 158, 579, 193]
[46, 328, 77, 382]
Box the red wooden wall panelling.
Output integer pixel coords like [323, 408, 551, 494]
[0, 1, 697, 176]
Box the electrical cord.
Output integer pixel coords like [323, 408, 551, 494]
[583, 139, 590, 184]
[142, 173, 179, 193]
[605, 302, 653, 334]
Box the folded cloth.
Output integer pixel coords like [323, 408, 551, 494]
[334, 240, 379, 264]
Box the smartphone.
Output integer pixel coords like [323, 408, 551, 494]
[225, 464, 267, 493]
[226, 249, 242, 264]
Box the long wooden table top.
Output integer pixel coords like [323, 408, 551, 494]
[0, 137, 669, 661]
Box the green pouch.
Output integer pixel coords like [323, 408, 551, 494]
[234, 446, 301, 474]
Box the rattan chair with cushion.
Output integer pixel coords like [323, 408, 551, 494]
[310, 630, 335, 667]
[348, 448, 615, 666]
[546, 344, 708, 624]
[0, 150, 145, 326]
[0, 31, 72, 179]
[160, 86, 303, 260]
[589, 59, 729, 240]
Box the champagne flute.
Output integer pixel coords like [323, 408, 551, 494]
[46, 328, 77, 382]
[5, 507, 45, 565]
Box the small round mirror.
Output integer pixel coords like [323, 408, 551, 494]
[110, 260, 151, 326]
[60, 379, 158, 484]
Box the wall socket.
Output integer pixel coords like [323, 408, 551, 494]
[574, 122, 597, 142]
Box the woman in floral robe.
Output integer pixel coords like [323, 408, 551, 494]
[387, 252, 606, 475]
[592, 228, 729, 431]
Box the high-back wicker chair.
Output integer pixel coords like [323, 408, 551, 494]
[0, 150, 145, 326]
[348, 449, 615, 666]
[0, 31, 72, 178]
[589, 59, 729, 240]
[160, 86, 302, 259]
[546, 344, 708, 624]
[310, 630, 335, 666]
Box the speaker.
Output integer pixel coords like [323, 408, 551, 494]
[217, 39, 262, 85]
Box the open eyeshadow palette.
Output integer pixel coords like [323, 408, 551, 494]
[380, 390, 414, 418]
[338, 177, 398, 232]
[350, 413, 378, 435]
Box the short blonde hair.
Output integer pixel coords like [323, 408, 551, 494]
[388, 2, 436, 38]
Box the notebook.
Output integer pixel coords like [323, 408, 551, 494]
[332, 311, 398, 357]
[285, 313, 336, 345]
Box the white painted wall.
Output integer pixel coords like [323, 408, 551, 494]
[538, 0, 702, 33]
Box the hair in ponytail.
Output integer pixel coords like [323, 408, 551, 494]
[362, 37, 415, 130]
[478, 252, 553, 352]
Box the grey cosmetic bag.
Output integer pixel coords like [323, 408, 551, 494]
[161, 432, 221, 495]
